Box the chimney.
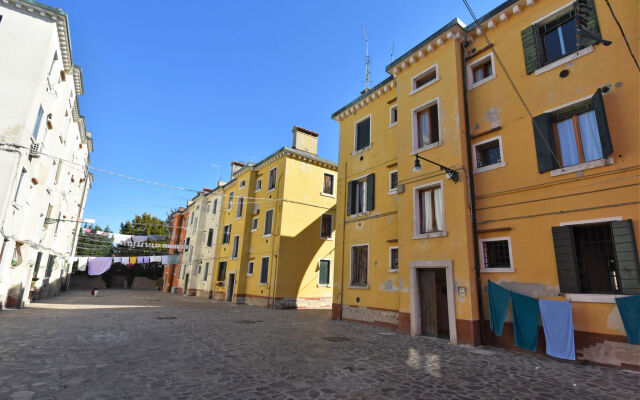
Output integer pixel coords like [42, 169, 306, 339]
[292, 126, 318, 155]
[230, 161, 245, 178]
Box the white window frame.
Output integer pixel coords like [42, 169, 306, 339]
[472, 135, 506, 173]
[467, 53, 496, 90]
[239, 180, 246, 189]
[349, 244, 369, 289]
[263, 208, 274, 237]
[352, 114, 372, 155]
[410, 64, 439, 95]
[412, 180, 447, 239]
[203, 262, 209, 281]
[259, 256, 270, 285]
[231, 235, 240, 259]
[236, 196, 244, 219]
[479, 236, 515, 273]
[251, 217, 259, 232]
[320, 213, 334, 240]
[348, 174, 370, 217]
[388, 170, 398, 194]
[317, 259, 332, 287]
[389, 104, 398, 127]
[321, 172, 336, 197]
[388, 246, 399, 273]
[267, 167, 277, 193]
[255, 178, 262, 192]
[247, 261, 254, 276]
[227, 191, 234, 210]
[411, 97, 441, 153]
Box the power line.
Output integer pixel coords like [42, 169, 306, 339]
[604, 0, 640, 72]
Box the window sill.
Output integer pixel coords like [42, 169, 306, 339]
[411, 141, 442, 155]
[320, 237, 334, 241]
[480, 267, 515, 273]
[474, 161, 507, 174]
[348, 211, 369, 219]
[534, 46, 594, 76]
[389, 122, 398, 128]
[321, 192, 336, 198]
[247, 273, 253, 276]
[387, 269, 399, 273]
[468, 74, 497, 91]
[258, 282, 268, 286]
[348, 285, 369, 290]
[262, 234, 273, 238]
[563, 293, 629, 303]
[412, 231, 447, 240]
[266, 188, 276, 193]
[352, 145, 372, 156]
[549, 156, 613, 177]
[409, 77, 440, 96]
[317, 284, 331, 288]
[250, 229, 257, 233]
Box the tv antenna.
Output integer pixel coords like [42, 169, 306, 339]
[390, 41, 395, 63]
[362, 26, 370, 91]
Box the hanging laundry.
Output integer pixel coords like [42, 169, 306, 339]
[169, 254, 180, 264]
[539, 299, 575, 360]
[131, 235, 149, 243]
[88, 257, 112, 276]
[113, 234, 133, 245]
[129, 256, 138, 265]
[488, 280, 510, 336]
[511, 291, 539, 352]
[150, 256, 160, 263]
[149, 235, 165, 241]
[161, 255, 169, 265]
[615, 295, 640, 345]
[83, 228, 92, 233]
[77, 257, 88, 271]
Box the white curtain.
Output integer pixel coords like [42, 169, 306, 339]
[578, 111, 602, 162]
[556, 118, 579, 167]
[433, 187, 443, 232]
[474, 68, 484, 82]
[423, 190, 433, 233]
[418, 110, 431, 147]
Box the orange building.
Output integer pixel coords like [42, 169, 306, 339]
[164, 208, 188, 293]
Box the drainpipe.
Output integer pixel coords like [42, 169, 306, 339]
[269, 172, 284, 309]
[339, 161, 347, 320]
[461, 39, 485, 345]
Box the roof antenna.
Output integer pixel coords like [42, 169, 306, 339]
[362, 26, 370, 92]
[390, 41, 395, 63]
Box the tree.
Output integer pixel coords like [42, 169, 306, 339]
[75, 223, 113, 257]
[119, 213, 168, 236]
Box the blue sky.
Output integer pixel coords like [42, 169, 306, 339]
[52, 0, 500, 231]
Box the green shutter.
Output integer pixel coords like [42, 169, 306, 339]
[592, 89, 613, 158]
[532, 113, 558, 173]
[45, 255, 55, 278]
[552, 226, 581, 293]
[260, 258, 269, 284]
[32, 252, 42, 277]
[366, 174, 375, 212]
[611, 220, 640, 295]
[521, 25, 541, 74]
[576, 0, 601, 48]
[347, 181, 354, 215]
[319, 260, 330, 285]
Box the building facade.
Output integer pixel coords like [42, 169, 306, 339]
[163, 208, 188, 293]
[0, 0, 93, 308]
[331, 0, 639, 368]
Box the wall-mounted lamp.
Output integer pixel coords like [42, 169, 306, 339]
[413, 155, 459, 183]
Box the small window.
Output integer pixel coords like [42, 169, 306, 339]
[222, 225, 231, 244]
[389, 170, 398, 193]
[227, 192, 234, 209]
[389, 247, 399, 271]
[247, 261, 254, 276]
[416, 184, 444, 235]
[32, 106, 44, 140]
[320, 214, 333, 239]
[322, 173, 335, 196]
[217, 261, 227, 282]
[480, 237, 514, 272]
[389, 105, 398, 126]
[255, 179, 262, 192]
[207, 229, 214, 247]
[473, 137, 505, 173]
[251, 217, 258, 232]
[259, 257, 269, 284]
[212, 199, 218, 214]
[203, 262, 209, 281]
[264, 209, 274, 236]
[354, 116, 371, 152]
[197, 265, 202, 274]
[411, 65, 438, 93]
[413, 102, 439, 150]
[206, 201, 211, 214]
[192, 217, 198, 233]
[350, 245, 368, 288]
[552, 104, 602, 168]
[236, 197, 244, 218]
[268, 168, 277, 191]
[540, 10, 577, 64]
[318, 259, 331, 286]
[468, 53, 495, 88]
[239, 180, 246, 189]
[232, 235, 240, 259]
[348, 174, 375, 216]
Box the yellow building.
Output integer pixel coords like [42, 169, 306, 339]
[331, 0, 639, 367]
[212, 127, 337, 308]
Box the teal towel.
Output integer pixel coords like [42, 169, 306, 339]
[615, 295, 640, 345]
[511, 291, 539, 351]
[488, 281, 510, 336]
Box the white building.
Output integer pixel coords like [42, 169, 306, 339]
[0, 0, 92, 308]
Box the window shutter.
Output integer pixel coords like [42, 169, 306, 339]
[347, 181, 354, 215]
[611, 220, 640, 295]
[319, 260, 330, 285]
[592, 89, 613, 158]
[552, 226, 581, 293]
[366, 174, 375, 211]
[521, 25, 541, 74]
[532, 113, 558, 173]
[576, 0, 601, 48]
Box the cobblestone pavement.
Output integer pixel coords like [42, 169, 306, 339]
[0, 290, 638, 400]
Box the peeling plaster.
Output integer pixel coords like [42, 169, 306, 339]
[579, 341, 640, 368]
[485, 107, 500, 124]
[398, 278, 409, 292]
[487, 280, 559, 298]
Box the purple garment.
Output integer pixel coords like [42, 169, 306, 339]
[131, 235, 149, 243]
[88, 257, 112, 276]
[143, 256, 150, 263]
[161, 255, 169, 265]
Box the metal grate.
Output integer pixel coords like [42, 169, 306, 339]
[476, 139, 501, 168]
[483, 240, 511, 269]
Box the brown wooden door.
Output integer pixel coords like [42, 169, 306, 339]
[227, 274, 235, 301]
[435, 269, 449, 338]
[418, 268, 449, 338]
[184, 274, 189, 294]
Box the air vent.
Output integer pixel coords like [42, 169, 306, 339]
[29, 143, 41, 157]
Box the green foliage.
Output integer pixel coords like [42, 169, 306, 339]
[120, 213, 168, 236]
[76, 223, 114, 257]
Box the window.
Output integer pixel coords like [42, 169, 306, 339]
[413, 101, 439, 150]
[322, 173, 335, 196]
[189, 213, 194, 225]
[320, 214, 333, 239]
[350, 245, 368, 288]
[389, 170, 398, 193]
[48, 51, 58, 76]
[415, 183, 444, 236]
[217, 261, 227, 282]
[389, 105, 398, 127]
[480, 237, 514, 272]
[197, 265, 201, 274]
[237, 197, 244, 218]
[203, 262, 209, 281]
[389, 247, 399, 271]
[227, 192, 234, 209]
[255, 179, 262, 192]
[354, 116, 371, 152]
[13, 168, 27, 203]
[232, 235, 240, 259]
[212, 199, 218, 214]
[411, 65, 438, 93]
[468, 53, 495, 88]
[532, 90, 612, 173]
[45, 254, 56, 278]
[318, 259, 331, 286]
[264, 209, 274, 236]
[473, 137, 505, 173]
[185, 237, 191, 252]
[207, 229, 214, 247]
[247, 261, 254, 276]
[259, 257, 269, 284]
[32, 106, 43, 140]
[192, 217, 198, 233]
[251, 217, 258, 232]
[206, 202, 211, 214]
[267, 168, 277, 191]
[347, 174, 375, 216]
[239, 180, 245, 189]
[222, 225, 231, 244]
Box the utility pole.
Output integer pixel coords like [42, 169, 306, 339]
[362, 26, 370, 91]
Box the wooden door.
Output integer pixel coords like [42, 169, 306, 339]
[435, 269, 449, 338]
[184, 274, 189, 294]
[418, 269, 438, 336]
[227, 274, 235, 302]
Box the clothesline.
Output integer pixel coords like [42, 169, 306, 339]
[73, 254, 181, 276]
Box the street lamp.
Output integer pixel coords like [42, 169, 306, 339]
[412, 155, 460, 183]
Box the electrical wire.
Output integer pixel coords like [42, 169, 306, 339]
[604, 0, 640, 72]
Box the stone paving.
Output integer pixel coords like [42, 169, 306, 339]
[0, 290, 638, 400]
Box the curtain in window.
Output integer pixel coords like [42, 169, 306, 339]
[577, 111, 602, 162]
[556, 118, 579, 167]
[357, 182, 365, 213]
[433, 187, 443, 232]
[474, 68, 485, 82]
[418, 110, 431, 147]
[422, 190, 433, 233]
